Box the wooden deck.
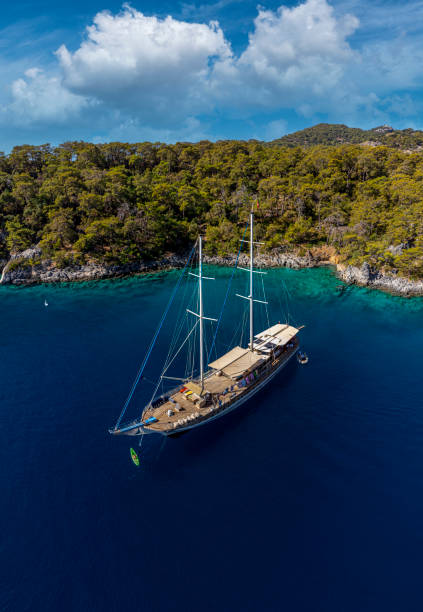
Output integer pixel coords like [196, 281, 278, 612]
[142, 340, 298, 434]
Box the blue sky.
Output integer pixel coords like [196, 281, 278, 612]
[1, 0, 423, 150]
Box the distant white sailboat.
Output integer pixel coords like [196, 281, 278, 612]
[44, 299, 48, 307]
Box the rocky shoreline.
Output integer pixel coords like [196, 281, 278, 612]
[336, 262, 423, 296]
[0, 246, 324, 286]
[0, 248, 188, 286]
[1, 246, 423, 297]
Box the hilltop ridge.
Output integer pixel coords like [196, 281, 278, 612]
[271, 123, 423, 150]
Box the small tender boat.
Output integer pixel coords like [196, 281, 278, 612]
[130, 447, 140, 466]
[297, 351, 309, 365]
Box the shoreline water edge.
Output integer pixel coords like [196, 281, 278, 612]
[1, 246, 423, 297]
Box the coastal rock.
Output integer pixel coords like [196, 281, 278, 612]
[203, 251, 317, 269]
[0, 256, 189, 286]
[3, 245, 423, 296]
[1, 246, 43, 284]
[0, 247, 326, 286]
[10, 246, 42, 261]
[340, 262, 372, 285]
[336, 263, 423, 296]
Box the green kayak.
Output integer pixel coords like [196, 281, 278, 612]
[130, 447, 140, 466]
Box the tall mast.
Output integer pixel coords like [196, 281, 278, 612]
[185, 236, 216, 392]
[199, 236, 204, 387]
[249, 210, 254, 351]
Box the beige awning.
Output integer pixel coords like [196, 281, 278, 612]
[209, 346, 266, 379]
[207, 322, 299, 380]
[254, 323, 299, 348]
[221, 351, 265, 379]
[208, 346, 248, 371]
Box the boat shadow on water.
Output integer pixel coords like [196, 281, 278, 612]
[161, 358, 300, 459]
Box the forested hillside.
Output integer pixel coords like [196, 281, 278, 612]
[1, 139, 423, 279]
[272, 123, 423, 150]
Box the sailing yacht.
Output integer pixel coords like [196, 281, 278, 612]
[110, 210, 302, 437]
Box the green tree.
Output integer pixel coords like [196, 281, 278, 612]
[5, 218, 33, 252]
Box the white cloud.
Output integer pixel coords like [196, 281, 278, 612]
[56, 5, 232, 121]
[54, 0, 361, 117]
[2, 0, 423, 141]
[6, 68, 89, 124]
[211, 0, 359, 109]
[240, 0, 358, 78]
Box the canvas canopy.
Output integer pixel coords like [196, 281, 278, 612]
[254, 323, 299, 348]
[208, 346, 248, 371]
[208, 323, 299, 380]
[221, 351, 265, 379]
[209, 346, 265, 379]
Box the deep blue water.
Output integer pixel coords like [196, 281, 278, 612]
[1, 267, 423, 612]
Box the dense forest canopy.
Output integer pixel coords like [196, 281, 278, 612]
[1, 137, 423, 278]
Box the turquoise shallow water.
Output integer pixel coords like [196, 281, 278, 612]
[1, 266, 423, 611]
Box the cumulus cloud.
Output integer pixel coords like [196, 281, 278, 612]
[240, 0, 358, 95]
[53, 0, 360, 116]
[5, 68, 89, 125]
[211, 0, 359, 110]
[52, 0, 363, 123]
[56, 5, 232, 120]
[2, 0, 423, 141]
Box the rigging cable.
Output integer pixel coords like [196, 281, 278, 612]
[114, 242, 197, 430]
[162, 280, 197, 376]
[162, 253, 198, 373]
[159, 320, 199, 383]
[239, 306, 248, 348]
[154, 270, 199, 399]
[280, 277, 293, 325]
[149, 321, 198, 405]
[260, 272, 270, 329]
[207, 220, 249, 362]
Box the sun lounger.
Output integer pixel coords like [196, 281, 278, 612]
[143, 416, 158, 425]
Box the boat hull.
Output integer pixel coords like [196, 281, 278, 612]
[152, 346, 298, 437]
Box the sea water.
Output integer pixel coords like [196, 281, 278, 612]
[1, 267, 423, 611]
